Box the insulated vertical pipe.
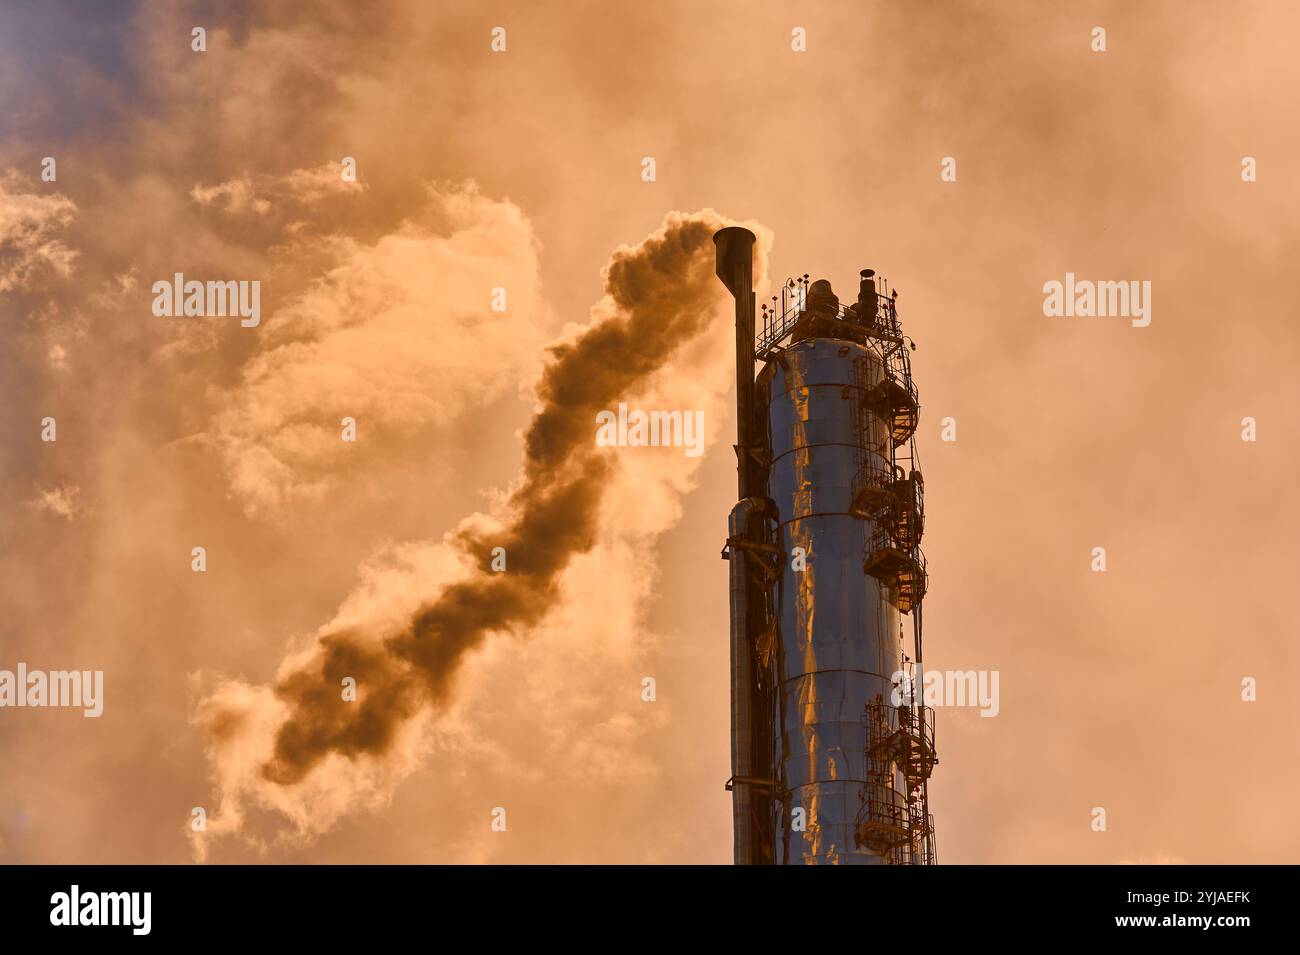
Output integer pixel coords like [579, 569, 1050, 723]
[716, 227, 771, 864]
[728, 499, 758, 864]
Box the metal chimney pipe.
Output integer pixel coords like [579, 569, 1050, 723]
[858, 268, 879, 323]
[726, 498, 758, 864]
[715, 226, 773, 865]
[714, 227, 758, 498]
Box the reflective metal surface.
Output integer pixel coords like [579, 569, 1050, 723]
[766, 339, 904, 864]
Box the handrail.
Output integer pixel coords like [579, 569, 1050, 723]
[757, 278, 902, 357]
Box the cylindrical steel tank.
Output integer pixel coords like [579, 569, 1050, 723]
[762, 338, 906, 864]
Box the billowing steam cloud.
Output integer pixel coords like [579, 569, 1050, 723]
[194, 209, 769, 855]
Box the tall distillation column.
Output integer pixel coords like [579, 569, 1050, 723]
[718, 228, 937, 865]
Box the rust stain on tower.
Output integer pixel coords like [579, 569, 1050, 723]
[717, 227, 937, 865]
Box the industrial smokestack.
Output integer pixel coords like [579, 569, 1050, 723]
[715, 226, 778, 865]
[719, 242, 936, 865]
[714, 227, 758, 499]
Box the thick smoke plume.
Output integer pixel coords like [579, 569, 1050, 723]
[202, 209, 760, 810]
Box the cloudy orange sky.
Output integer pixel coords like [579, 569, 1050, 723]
[1, 1, 1297, 864]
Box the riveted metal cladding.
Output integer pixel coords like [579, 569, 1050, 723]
[763, 339, 906, 864]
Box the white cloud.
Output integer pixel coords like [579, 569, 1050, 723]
[0, 174, 78, 294]
[28, 484, 82, 520]
[207, 182, 550, 520]
[190, 161, 365, 216]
